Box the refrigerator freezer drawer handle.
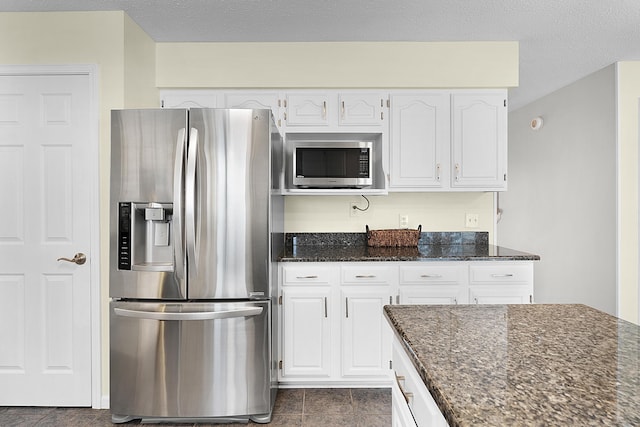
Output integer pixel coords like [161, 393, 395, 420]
[113, 307, 263, 321]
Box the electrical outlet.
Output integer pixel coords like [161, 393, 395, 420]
[399, 214, 409, 228]
[465, 213, 479, 228]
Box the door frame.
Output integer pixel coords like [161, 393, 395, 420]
[0, 64, 101, 408]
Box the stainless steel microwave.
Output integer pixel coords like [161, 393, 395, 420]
[291, 140, 373, 188]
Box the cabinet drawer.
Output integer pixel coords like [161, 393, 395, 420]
[469, 263, 532, 284]
[341, 265, 396, 284]
[400, 265, 463, 284]
[282, 265, 332, 284]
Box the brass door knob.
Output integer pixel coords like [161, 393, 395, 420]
[57, 253, 86, 265]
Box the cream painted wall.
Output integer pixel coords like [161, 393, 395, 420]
[286, 192, 495, 240]
[499, 66, 618, 317]
[156, 41, 518, 89]
[617, 62, 640, 323]
[0, 11, 158, 405]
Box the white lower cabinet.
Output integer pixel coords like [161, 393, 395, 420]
[392, 334, 448, 426]
[281, 286, 332, 378]
[279, 260, 534, 386]
[468, 262, 534, 304]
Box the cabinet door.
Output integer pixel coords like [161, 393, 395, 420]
[451, 91, 507, 189]
[160, 90, 219, 108]
[389, 93, 449, 189]
[285, 93, 331, 126]
[341, 286, 392, 378]
[281, 286, 332, 378]
[224, 92, 282, 127]
[338, 93, 385, 126]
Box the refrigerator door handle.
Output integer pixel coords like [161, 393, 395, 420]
[185, 127, 199, 272]
[173, 128, 186, 281]
[113, 306, 263, 321]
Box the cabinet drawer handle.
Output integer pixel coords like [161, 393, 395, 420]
[296, 275, 318, 279]
[395, 374, 413, 405]
[420, 274, 442, 278]
[491, 273, 514, 278]
[355, 274, 376, 279]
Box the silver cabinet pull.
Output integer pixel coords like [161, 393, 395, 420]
[491, 273, 514, 278]
[324, 297, 328, 318]
[57, 253, 86, 265]
[420, 274, 442, 278]
[455, 163, 461, 181]
[436, 163, 441, 181]
[322, 101, 327, 119]
[345, 297, 349, 318]
[355, 274, 376, 279]
[296, 275, 318, 279]
[341, 100, 345, 118]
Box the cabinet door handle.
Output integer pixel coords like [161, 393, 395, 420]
[436, 163, 441, 181]
[389, 296, 393, 305]
[345, 297, 349, 318]
[491, 273, 514, 278]
[355, 274, 376, 279]
[420, 274, 442, 278]
[474, 297, 479, 304]
[455, 163, 460, 181]
[296, 275, 318, 279]
[341, 100, 345, 118]
[529, 294, 533, 304]
[322, 101, 327, 119]
[324, 297, 328, 318]
[453, 298, 458, 305]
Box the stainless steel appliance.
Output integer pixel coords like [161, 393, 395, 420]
[109, 108, 283, 424]
[290, 140, 373, 188]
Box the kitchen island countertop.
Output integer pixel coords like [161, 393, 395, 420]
[384, 304, 640, 426]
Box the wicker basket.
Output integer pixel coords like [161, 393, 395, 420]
[366, 225, 422, 247]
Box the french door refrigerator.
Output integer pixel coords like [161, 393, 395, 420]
[109, 108, 283, 424]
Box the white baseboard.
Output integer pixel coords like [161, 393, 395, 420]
[99, 394, 110, 409]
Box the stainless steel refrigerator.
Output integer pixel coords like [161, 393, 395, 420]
[109, 108, 284, 424]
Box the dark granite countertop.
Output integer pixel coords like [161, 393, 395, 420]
[278, 232, 539, 262]
[384, 304, 640, 427]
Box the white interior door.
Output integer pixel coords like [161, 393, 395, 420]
[0, 72, 93, 406]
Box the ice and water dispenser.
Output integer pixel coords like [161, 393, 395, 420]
[118, 202, 174, 272]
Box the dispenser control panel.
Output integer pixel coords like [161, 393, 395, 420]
[118, 202, 131, 270]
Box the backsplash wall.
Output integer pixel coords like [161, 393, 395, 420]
[284, 192, 495, 241]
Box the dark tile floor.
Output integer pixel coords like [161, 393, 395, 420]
[0, 388, 391, 427]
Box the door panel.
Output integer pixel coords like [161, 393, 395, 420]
[0, 74, 92, 406]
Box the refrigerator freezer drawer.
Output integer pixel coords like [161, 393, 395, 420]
[110, 300, 271, 420]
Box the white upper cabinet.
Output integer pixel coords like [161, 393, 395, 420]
[338, 93, 385, 126]
[285, 92, 386, 129]
[285, 93, 332, 127]
[160, 90, 219, 108]
[223, 91, 283, 127]
[451, 90, 508, 190]
[388, 92, 450, 190]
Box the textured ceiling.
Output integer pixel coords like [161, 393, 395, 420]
[2, 0, 640, 110]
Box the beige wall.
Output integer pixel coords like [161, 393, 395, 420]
[286, 192, 495, 239]
[156, 41, 518, 88]
[617, 62, 640, 323]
